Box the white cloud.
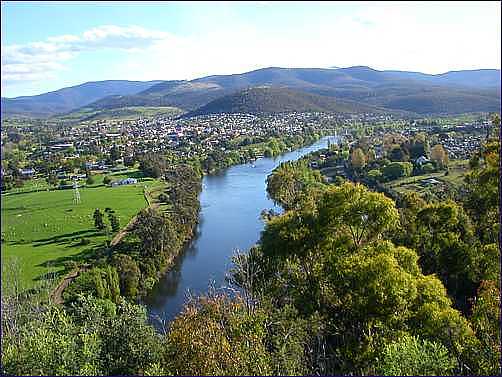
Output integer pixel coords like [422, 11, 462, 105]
[2, 2, 500, 96]
[115, 3, 500, 83]
[1, 25, 172, 85]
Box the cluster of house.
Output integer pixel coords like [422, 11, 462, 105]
[1, 111, 490, 189]
[437, 132, 484, 160]
[42, 112, 363, 163]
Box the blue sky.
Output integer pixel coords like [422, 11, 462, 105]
[2, 1, 501, 97]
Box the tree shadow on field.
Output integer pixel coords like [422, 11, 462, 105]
[83, 184, 106, 189]
[32, 229, 102, 247]
[33, 270, 66, 283]
[116, 171, 145, 179]
[33, 243, 107, 282]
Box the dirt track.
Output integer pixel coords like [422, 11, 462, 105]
[50, 189, 158, 304]
[50, 266, 88, 304]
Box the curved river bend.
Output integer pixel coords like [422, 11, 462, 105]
[144, 136, 337, 323]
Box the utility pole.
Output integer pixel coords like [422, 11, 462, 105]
[73, 178, 81, 204]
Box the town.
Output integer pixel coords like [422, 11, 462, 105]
[0, 111, 491, 191]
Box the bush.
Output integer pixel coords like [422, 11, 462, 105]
[80, 237, 91, 245]
[103, 176, 112, 185]
[112, 254, 141, 298]
[422, 163, 435, 174]
[63, 266, 120, 304]
[382, 162, 413, 180]
[158, 193, 169, 203]
[367, 169, 383, 182]
[376, 334, 456, 375]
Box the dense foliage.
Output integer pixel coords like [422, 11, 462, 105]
[1, 137, 499, 376]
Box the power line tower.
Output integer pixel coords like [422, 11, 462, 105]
[73, 179, 81, 204]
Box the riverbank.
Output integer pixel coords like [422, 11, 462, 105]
[142, 131, 335, 288]
[46, 131, 335, 306]
[201, 130, 334, 175]
[144, 135, 338, 323]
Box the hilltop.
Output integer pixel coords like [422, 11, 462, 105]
[2, 66, 500, 118]
[184, 86, 393, 117]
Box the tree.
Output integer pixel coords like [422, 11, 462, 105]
[405, 133, 429, 159]
[98, 300, 163, 375]
[103, 175, 112, 185]
[463, 141, 499, 243]
[487, 113, 500, 139]
[350, 148, 366, 169]
[430, 144, 449, 169]
[139, 153, 167, 178]
[382, 162, 413, 180]
[469, 280, 501, 375]
[86, 174, 95, 185]
[46, 172, 58, 187]
[93, 209, 105, 230]
[249, 179, 482, 374]
[112, 254, 141, 298]
[367, 169, 383, 183]
[109, 144, 121, 163]
[410, 200, 478, 309]
[366, 148, 376, 163]
[389, 146, 409, 162]
[1, 304, 102, 375]
[108, 213, 120, 233]
[158, 193, 169, 203]
[166, 294, 314, 376]
[266, 160, 324, 210]
[133, 208, 176, 257]
[167, 294, 273, 375]
[317, 182, 400, 248]
[422, 162, 435, 173]
[376, 334, 456, 376]
[123, 156, 135, 167]
[63, 266, 120, 304]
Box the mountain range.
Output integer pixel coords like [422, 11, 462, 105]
[1, 80, 162, 118]
[1, 66, 500, 118]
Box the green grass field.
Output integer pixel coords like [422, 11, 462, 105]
[54, 106, 184, 122]
[384, 159, 469, 196]
[1, 177, 163, 292]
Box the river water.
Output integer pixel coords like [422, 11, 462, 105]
[143, 135, 337, 323]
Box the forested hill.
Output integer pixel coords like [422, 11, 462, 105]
[2, 66, 500, 117]
[184, 86, 393, 117]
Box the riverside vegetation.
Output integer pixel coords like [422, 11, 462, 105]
[1, 113, 499, 375]
[2, 136, 499, 375]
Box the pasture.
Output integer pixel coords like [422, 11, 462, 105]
[384, 159, 469, 196]
[1, 177, 163, 292]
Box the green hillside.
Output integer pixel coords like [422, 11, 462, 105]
[185, 86, 399, 116]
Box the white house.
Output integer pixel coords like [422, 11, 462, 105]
[415, 155, 430, 165]
[111, 178, 138, 187]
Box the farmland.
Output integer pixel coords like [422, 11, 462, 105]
[1, 173, 163, 291]
[54, 106, 184, 122]
[383, 159, 470, 196]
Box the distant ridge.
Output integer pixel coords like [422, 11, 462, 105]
[1, 80, 162, 117]
[2, 66, 500, 118]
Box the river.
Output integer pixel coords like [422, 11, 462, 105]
[143, 135, 337, 324]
